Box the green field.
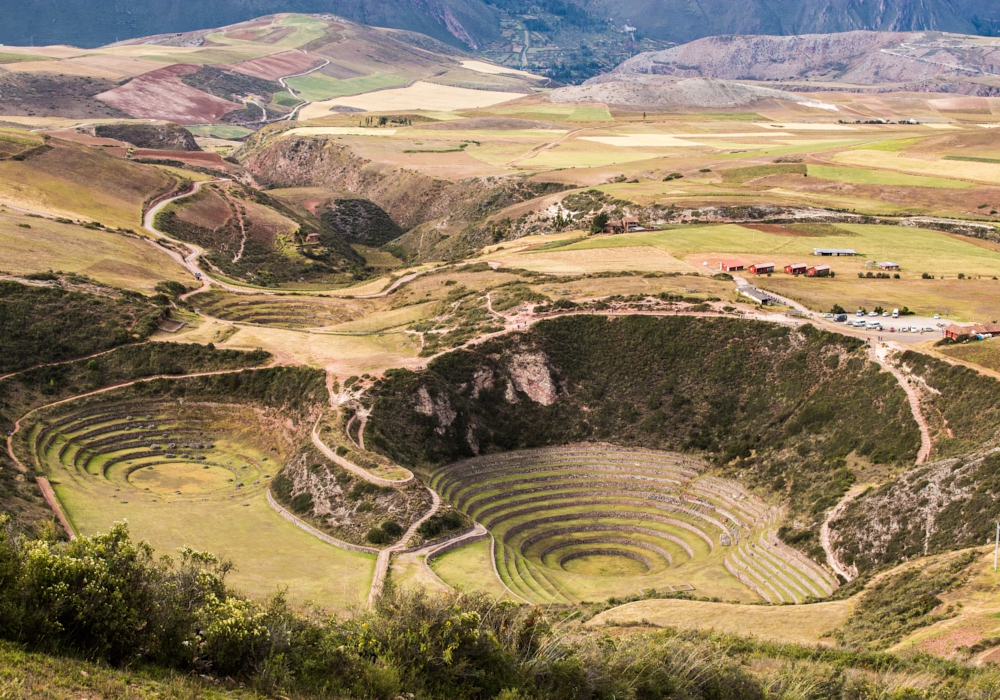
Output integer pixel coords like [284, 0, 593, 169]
[185, 124, 254, 139]
[558, 223, 1000, 279]
[807, 164, 971, 189]
[285, 72, 406, 101]
[28, 397, 375, 606]
[0, 52, 54, 63]
[429, 537, 514, 599]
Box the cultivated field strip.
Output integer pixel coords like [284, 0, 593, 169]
[190, 292, 374, 329]
[431, 446, 839, 603]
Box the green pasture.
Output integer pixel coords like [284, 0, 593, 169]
[0, 52, 54, 63]
[558, 223, 1000, 278]
[430, 538, 513, 599]
[807, 164, 971, 189]
[186, 125, 254, 139]
[484, 104, 613, 122]
[285, 72, 406, 101]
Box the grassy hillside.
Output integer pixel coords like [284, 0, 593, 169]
[0, 136, 177, 229]
[155, 182, 366, 286]
[365, 315, 920, 539]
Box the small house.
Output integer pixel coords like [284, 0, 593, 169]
[719, 259, 746, 272]
[736, 284, 775, 305]
[945, 322, 1000, 340]
[603, 219, 625, 234]
[814, 248, 857, 257]
[749, 262, 775, 275]
[304, 233, 321, 243]
[807, 265, 831, 277]
[878, 261, 900, 271]
[785, 263, 808, 275]
[622, 216, 641, 232]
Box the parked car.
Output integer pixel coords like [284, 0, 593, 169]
[834, 314, 848, 322]
[853, 320, 866, 327]
[867, 321, 881, 329]
[882, 311, 890, 317]
[910, 326, 919, 333]
[934, 314, 941, 320]
[889, 327, 896, 332]
[923, 327, 935, 333]
[821, 313, 834, 318]
[892, 308, 899, 318]
[868, 311, 878, 317]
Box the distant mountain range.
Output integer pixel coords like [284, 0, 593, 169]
[603, 30, 1000, 95]
[6, 0, 1000, 83]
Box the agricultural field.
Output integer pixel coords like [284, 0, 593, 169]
[23, 395, 374, 605]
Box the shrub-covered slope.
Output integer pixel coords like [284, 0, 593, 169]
[829, 352, 1000, 573]
[366, 315, 920, 530]
[0, 281, 166, 374]
[94, 122, 201, 151]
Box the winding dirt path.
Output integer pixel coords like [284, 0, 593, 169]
[367, 487, 441, 607]
[819, 486, 865, 582]
[870, 343, 932, 465]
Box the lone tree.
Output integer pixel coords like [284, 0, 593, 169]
[590, 212, 609, 234]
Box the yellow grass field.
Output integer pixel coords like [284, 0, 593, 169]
[0, 211, 190, 291]
[298, 82, 522, 119]
[587, 599, 852, 645]
[282, 127, 398, 138]
[835, 150, 1000, 185]
[497, 245, 697, 275]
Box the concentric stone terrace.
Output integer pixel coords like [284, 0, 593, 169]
[431, 446, 838, 603]
[190, 290, 373, 329]
[29, 400, 274, 508]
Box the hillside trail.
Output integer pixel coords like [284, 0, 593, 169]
[143, 179, 270, 298]
[0, 346, 122, 382]
[819, 486, 864, 582]
[367, 487, 441, 608]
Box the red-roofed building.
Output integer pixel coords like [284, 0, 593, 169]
[749, 262, 775, 274]
[785, 263, 808, 275]
[945, 322, 1000, 340]
[719, 259, 745, 272]
[807, 265, 831, 277]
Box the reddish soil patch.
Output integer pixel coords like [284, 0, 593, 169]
[133, 149, 225, 165]
[741, 224, 814, 237]
[230, 51, 324, 81]
[46, 129, 128, 150]
[95, 64, 242, 125]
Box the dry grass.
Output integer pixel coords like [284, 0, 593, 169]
[0, 210, 189, 291]
[298, 82, 522, 119]
[586, 599, 852, 645]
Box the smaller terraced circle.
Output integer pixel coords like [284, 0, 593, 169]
[128, 462, 236, 494]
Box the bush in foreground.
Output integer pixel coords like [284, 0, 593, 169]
[4, 518, 1000, 699]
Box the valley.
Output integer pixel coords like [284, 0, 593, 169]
[6, 10, 1000, 700]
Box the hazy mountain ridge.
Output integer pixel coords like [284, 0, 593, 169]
[595, 30, 1000, 95]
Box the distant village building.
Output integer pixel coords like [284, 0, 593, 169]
[304, 233, 321, 243]
[736, 284, 776, 305]
[945, 322, 1000, 340]
[807, 265, 831, 277]
[719, 259, 746, 272]
[878, 261, 900, 271]
[748, 262, 775, 275]
[784, 263, 808, 275]
[814, 248, 857, 257]
[622, 216, 641, 232]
